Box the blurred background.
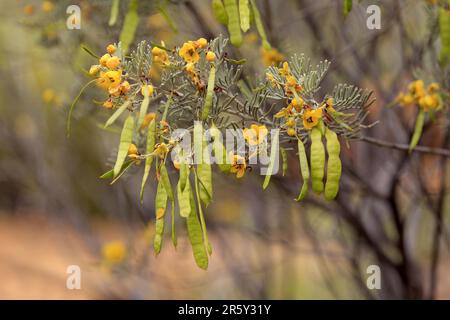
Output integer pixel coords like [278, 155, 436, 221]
[0, 0, 449, 299]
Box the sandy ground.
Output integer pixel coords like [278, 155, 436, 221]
[0, 213, 449, 299]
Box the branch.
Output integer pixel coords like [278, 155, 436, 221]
[359, 136, 450, 157]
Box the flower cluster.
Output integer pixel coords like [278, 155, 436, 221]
[397, 80, 443, 112]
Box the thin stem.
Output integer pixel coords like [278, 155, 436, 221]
[360, 136, 450, 157]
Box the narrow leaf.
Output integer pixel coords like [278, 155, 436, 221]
[140, 119, 156, 201]
[409, 109, 425, 152]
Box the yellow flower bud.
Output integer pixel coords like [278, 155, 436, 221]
[89, 65, 101, 76]
[427, 82, 440, 93]
[102, 99, 113, 109]
[41, 1, 54, 13]
[106, 44, 117, 55]
[206, 51, 216, 62]
[195, 38, 208, 49]
[128, 143, 138, 156]
[102, 241, 126, 265]
[287, 128, 296, 136]
[141, 84, 154, 96]
[286, 117, 296, 127]
[106, 56, 121, 70]
[99, 54, 110, 66]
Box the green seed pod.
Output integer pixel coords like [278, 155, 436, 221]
[160, 165, 174, 201]
[239, 0, 250, 32]
[177, 177, 191, 218]
[310, 127, 325, 194]
[153, 216, 164, 255]
[439, 7, 450, 65]
[409, 109, 425, 152]
[224, 0, 243, 47]
[324, 128, 342, 200]
[140, 118, 156, 201]
[296, 139, 309, 201]
[119, 0, 139, 54]
[262, 130, 280, 190]
[155, 179, 168, 219]
[210, 125, 231, 172]
[212, 0, 228, 25]
[186, 188, 209, 269]
[113, 114, 134, 178]
[201, 65, 216, 121]
[250, 0, 270, 49]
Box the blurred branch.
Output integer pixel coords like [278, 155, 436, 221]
[359, 136, 450, 157]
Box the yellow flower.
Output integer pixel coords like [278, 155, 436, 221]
[41, 1, 54, 13]
[206, 51, 216, 62]
[195, 38, 208, 49]
[286, 117, 296, 127]
[106, 56, 121, 70]
[154, 143, 169, 159]
[141, 112, 156, 129]
[230, 153, 247, 178]
[303, 108, 322, 130]
[102, 99, 113, 109]
[97, 70, 121, 90]
[408, 80, 425, 99]
[89, 65, 101, 76]
[128, 143, 139, 158]
[427, 82, 440, 94]
[291, 97, 304, 111]
[102, 241, 127, 265]
[179, 41, 199, 63]
[141, 84, 154, 96]
[419, 94, 440, 111]
[152, 46, 170, 65]
[397, 93, 415, 107]
[42, 89, 55, 104]
[275, 104, 296, 118]
[99, 53, 110, 66]
[243, 124, 268, 145]
[185, 62, 196, 73]
[279, 62, 290, 76]
[287, 128, 296, 136]
[261, 47, 284, 66]
[286, 75, 297, 87]
[106, 44, 117, 55]
[23, 4, 34, 15]
[322, 97, 335, 113]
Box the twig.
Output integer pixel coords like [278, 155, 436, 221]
[360, 136, 450, 157]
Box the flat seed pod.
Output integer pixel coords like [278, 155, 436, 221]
[343, 0, 352, 17]
[324, 128, 342, 200]
[439, 7, 450, 65]
[310, 127, 325, 194]
[280, 147, 288, 176]
[177, 178, 191, 218]
[119, 0, 139, 54]
[153, 216, 164, 255]
[137, 86, 151, 129]
[109, 0, 120, 26]
[262, 130, 280, 190]
[250, 0, 270, 49]
[186, 188, 209, 269]
[155, 180, 168, 219]
[296, 139, 310, 201]
[210, 125, 230, 172]
[409, 109, 425, 152]
[239, 0, 250, 32]
[140, 118, 156, 201]
[201, 65, 216, 121]
[212, 0, 228, 25]
[198, 142, 213, 206]
[224, 0, 243, 47]
[160, 165, 174, 201]
[105, 100, 131, 128]
[113, 115, 134, 178]
[179, 161, 188, 192]
[100, 159, 133, 180]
